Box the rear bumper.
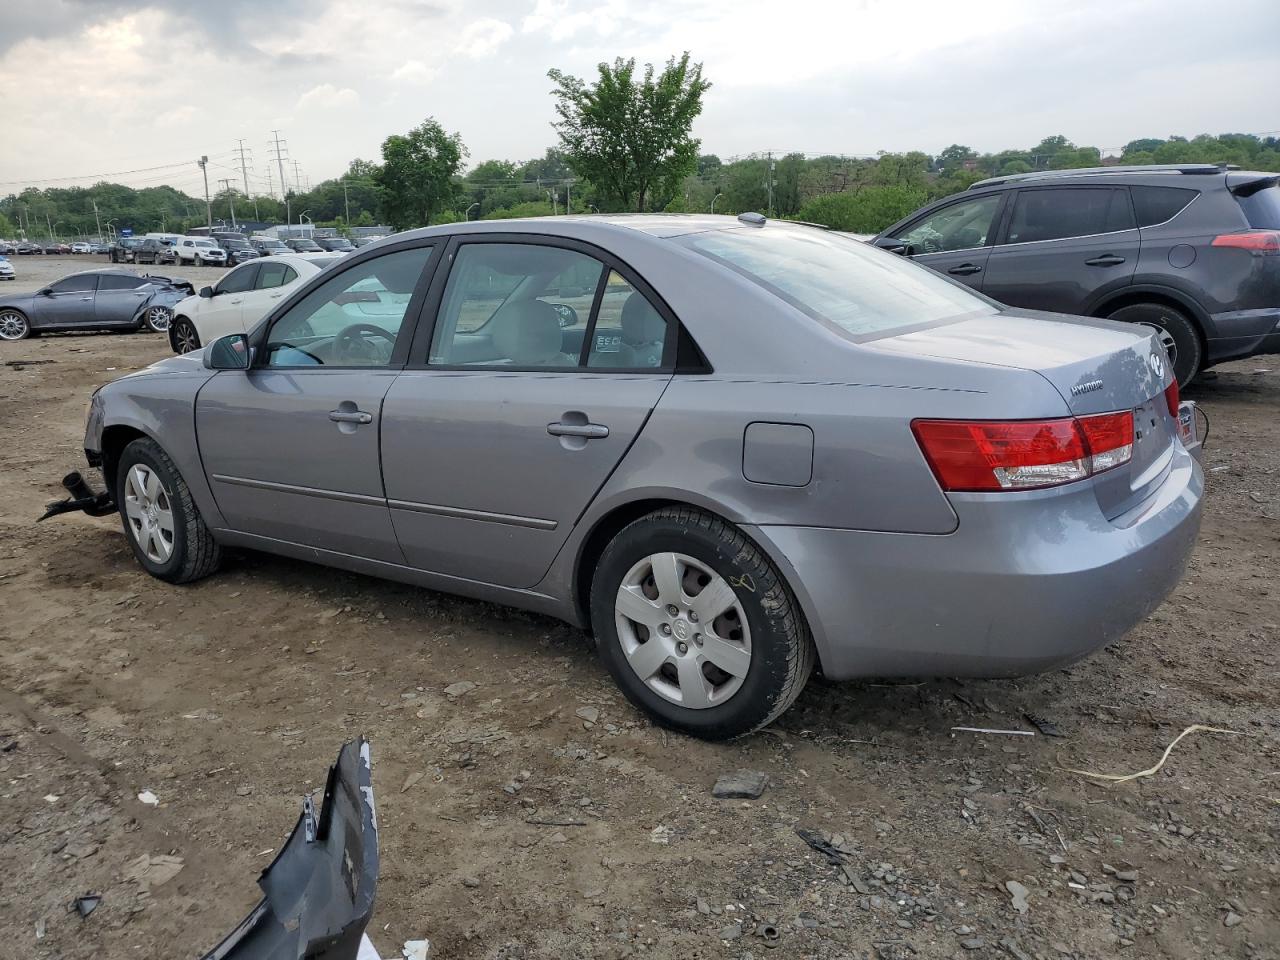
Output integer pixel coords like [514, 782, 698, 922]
[1206, 307, 1280, 363]
[748, 445, 1203, 680]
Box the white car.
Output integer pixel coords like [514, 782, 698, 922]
[174, 237, 228, 266]
[168, 253, 340, 353]
[0, 258, 14, 280]
[70, 242, 92, 254]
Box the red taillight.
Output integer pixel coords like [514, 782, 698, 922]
[1211, 230, 1280, 253]
[912, 412, 1134, 492]
[1164, 379, 1179, 418]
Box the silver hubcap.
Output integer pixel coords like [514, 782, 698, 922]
[1138, 321, 1178, 368]
[175, 322, 199, 353]
[0, 310, 28, 340]
[123, 464, 175, 564]
[147, 307, 171, 332]
[615, 552, 752, 709]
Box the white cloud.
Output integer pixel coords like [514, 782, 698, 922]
[390, 59, 439, 84]
[295, 83, 359, 112]
[455, 18, 514, 58]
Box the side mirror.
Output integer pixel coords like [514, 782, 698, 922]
[39, 287, 52, 296]
[551, 303, 579, 328]
[872, 236, 913, 256]
[206, 333, 251, 370]
[198, 286, 214, 299]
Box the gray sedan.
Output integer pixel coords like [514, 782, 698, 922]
[54, 215, 1204, 739]
[0, 269, 192, 340]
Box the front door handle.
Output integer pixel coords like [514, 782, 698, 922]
[947, 263, 982, 276]
[79, 296, 93, 301]
[329, 409, 373, 424]
[547, 421, 609, 439]
[230, 299, 243, 305]
[1084, 254, 1126, 267]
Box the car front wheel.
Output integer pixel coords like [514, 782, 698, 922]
[0, 308, 30, 340]
[116, 438, 221, 583]
[1108, 302, 1202, 388]
[590, 506, 815, 740]
[171, 317, 201, 354]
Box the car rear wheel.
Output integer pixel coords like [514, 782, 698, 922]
[590, 506, 814, 740]
[171, 317, 200, 354]
[0, 309, 31, 340]
[116, 438, 221, 584]
[1108, 302, 1202, 388]
[143, 305, 172, 333]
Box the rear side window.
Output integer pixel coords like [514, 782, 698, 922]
[1131, 186, 1198, 227]
[1235, 182, 1280, 229]
[680, 227, 993, 339]
[1006, 187, 1134, 244]
[257, 262, 297, 289]
[98, 275, 144, 291]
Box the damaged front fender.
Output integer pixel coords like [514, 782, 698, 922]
[200, 737, 379, 960]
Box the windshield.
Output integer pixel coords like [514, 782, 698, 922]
[194, 239, 214, 248]
[678, 226, 994, 339]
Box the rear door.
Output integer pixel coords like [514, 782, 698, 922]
[888, 192, 1005, 290]
[982, 185, 1139, 313]
[243, 260, 297, 329]
[33, 274, 98, 327]
[198, 262, 258, 340]
[95, 274, 152, 322]
[381, 237, 673, 589]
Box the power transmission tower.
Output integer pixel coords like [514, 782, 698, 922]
[217, 179, 237, 228]
[269, 130, 291, 224]
[235, 139, 260, 220]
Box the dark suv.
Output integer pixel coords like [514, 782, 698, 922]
[873, 164, 1280, 385]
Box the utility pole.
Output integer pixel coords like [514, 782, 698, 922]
[218, 179, 237, 228]
[766, 151, 775, 218]
[92, 200, 102, 241]
[565, 180, 572, 215]
[270, 130, 290, 225]
[342, 180, 350, 226]
[46, 213, 54, 240]
[291, 160, 303, 195]
[197, 156, 212, 229]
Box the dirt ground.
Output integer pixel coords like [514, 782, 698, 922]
[1, 258, 1277, 960]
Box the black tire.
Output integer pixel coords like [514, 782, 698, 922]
[590, 506, 814, 740]
[115, 438, 221, 584]
[171, 316, 201, 354]
[0, 308, 31, 341]
[1108, 302, 1202, 388]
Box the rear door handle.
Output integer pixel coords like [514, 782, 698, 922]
[1084, 254, 1126, 267]
[547, 421, 609, 439]
[947, 263, 982, 276]
[329, 410, 373, 424]
[230, 299, 243, 305]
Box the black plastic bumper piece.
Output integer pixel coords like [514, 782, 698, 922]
[37, 471, 116, 522]
[199, 737, 379, 960]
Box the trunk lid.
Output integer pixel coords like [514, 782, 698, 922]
[869, 310, 1177, 519]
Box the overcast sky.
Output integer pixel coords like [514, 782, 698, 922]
[2, 0, 1277, 197]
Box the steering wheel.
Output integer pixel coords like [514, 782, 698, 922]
[332, 322, 396, 364]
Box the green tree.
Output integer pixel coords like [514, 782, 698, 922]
[548, 52, 711, 211]
[0, 211, 16, 237]
[797, 185, 928, 233]
[375, 117, 468, 229]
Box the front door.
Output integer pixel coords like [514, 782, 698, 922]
[33, 274, 98, 327]
[890, 192, 1006, 291]
[981, 185, 1139, 313]
[195, 244, 437, 561]
[382, 240, 673, 589]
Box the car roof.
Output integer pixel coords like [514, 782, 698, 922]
[391, 213, 752, 249]
[967, 163, 1256, 191]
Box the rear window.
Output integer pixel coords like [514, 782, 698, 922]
[1236, 181, 1280, 229]
[679, 227, 993, 339]
[1006, 187, 1134, 244]
[1131, 186, 1198, 227]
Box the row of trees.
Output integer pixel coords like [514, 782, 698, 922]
[3, 49, 1276, 240]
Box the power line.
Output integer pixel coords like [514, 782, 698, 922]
[0, 153, 236, 187]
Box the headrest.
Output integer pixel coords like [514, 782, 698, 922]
[621, 292, 665, 345]
[491, 299, 563, 364]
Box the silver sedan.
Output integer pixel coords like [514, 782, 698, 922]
[55, 214, 1204, 739]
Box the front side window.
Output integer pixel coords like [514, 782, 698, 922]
[264, 246, 434, 368]
[429, 243, 603, 367]
[51, 275, 97, 294]
[1005, 187, 1134, 244]
[896, 194, 1002, 253]
[680, 227, 993, 340]
[256, 262, 298, 289]
[586, 271, 667, 368]
[216, 264, 257, 295]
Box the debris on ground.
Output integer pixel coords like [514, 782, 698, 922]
[1006, 879, 1030, 914]
[711, 769, 770, 799]
[122, 853, 185, 890]
[951, 726, 1033, 736]
[443, 681, 476, 698]
[1060, 724, 1246, 783]
[1024, 712, 1065, 737]
[137, 790, 158, 805]
[71, 894, 101, 919]
[402, 938, 431, 959]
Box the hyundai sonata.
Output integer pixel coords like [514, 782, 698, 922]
[45, 214, 1204, 739]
